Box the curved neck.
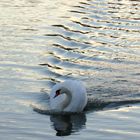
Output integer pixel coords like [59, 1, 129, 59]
[60, 87, 72, 110]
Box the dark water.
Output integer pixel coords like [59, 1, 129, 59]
[0, 0, 140, 139]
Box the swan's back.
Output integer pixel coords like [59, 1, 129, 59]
[50, 80, 87, 112]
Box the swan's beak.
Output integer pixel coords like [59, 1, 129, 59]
[53, 94, 57, 98]
[54, 89, 61, 98]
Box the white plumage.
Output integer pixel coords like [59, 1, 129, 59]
[50, 80, 87, 112]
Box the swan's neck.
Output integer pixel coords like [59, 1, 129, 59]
[60, 87, 72, 110]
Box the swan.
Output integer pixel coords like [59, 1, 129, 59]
[50, 80, 87, 113]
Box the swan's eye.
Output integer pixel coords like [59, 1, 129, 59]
[54, 89, 61, 98]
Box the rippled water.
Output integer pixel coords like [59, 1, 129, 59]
[0, 0, 140, 139]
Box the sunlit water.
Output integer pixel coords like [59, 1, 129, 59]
[0, 0, 140, 139]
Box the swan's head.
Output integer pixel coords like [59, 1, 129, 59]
[53, 89, 61, 98]
[53, 88, 71, 99]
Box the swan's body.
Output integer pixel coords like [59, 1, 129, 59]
[50, 80, 87, 112]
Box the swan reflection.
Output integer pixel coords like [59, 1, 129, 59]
[50, 113, 86, 136]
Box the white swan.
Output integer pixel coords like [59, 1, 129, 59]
[50, 80, 87, 112]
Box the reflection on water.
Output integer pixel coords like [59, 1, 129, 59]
[33, 106, 86, 136]
[50, 114, 86, 136]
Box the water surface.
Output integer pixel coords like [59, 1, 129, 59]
[0, 0, 140, 139]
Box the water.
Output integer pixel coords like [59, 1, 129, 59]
[0, 0, 140, 139]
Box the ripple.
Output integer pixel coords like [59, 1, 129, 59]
[41, 0, 140, 103]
